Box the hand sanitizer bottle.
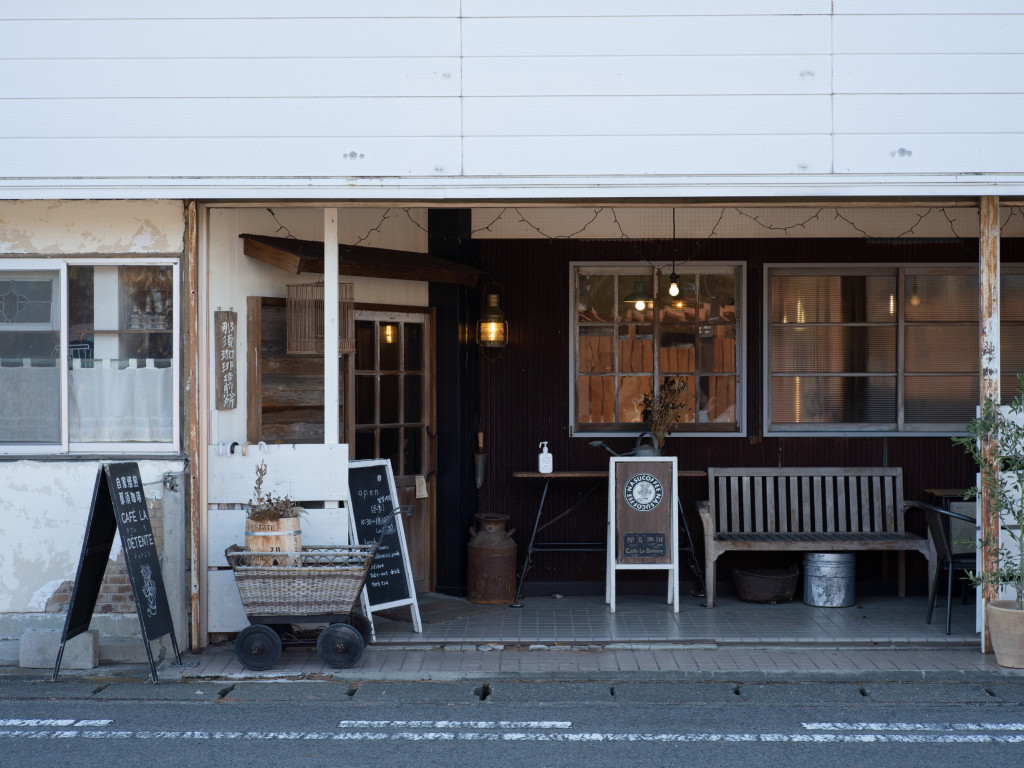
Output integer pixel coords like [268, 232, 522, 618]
[538, 441, 553, 474]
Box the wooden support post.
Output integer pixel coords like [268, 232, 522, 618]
[979, 195, 1000, 653]
[324, 209, 340, 445]
[185, 200, 204, 651]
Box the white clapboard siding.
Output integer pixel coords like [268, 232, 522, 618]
[463, 0, 831, 16]
[462, 16, 831, 57]
[464, 96, 830, 137]
[835, 135, 1024, 174]
[2, 0, 460, 20]
[835, 95, 1024, 135]
[1, 98, 460, 139]
[465, 136, 831, 176]
[0, 137, 461, 177]
[0, 18, 459, 59]
[834, 55, 1024, 94]
[465, 56, 831, 97]
[0, 58, 461, 99]
[834, 0, 1022, 15]
[834, 14, 1024, 54]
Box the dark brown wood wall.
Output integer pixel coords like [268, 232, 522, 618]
[476, 237, 1022, 593]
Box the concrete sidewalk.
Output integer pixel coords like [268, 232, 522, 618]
[6, 595, 1022, 685]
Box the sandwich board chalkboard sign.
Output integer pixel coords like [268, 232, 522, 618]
[53, 463, 180, 683]
[606, 456, 679, 614]
[347, 459, 422, 633]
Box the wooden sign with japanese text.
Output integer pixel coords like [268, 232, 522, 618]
[215, 310, 238, 410]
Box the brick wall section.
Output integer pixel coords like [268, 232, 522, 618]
[45, 496, 164, 615]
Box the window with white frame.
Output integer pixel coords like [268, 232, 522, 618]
[766, 265, 1024, 434]
[572, 263, 744, 435]
[0, 258, 179, 454]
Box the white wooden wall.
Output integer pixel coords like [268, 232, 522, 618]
[2, 1, 1023, 198]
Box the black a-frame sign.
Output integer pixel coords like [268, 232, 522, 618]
[53, 463, 180, 683]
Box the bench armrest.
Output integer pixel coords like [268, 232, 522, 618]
[905, 498, 975, 524]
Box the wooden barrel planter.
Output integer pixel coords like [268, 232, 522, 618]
[244, 513, 303, 566]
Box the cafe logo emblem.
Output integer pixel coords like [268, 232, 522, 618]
[624, 473, 663, 512]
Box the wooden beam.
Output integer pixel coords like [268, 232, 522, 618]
[324, 210, 340, 446]
[241, 234, 485, 287]
[979, 195, 1000, 654]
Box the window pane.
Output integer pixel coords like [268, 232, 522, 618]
[404, 323, 422, 371]
[618, 324, 653, 373]
[772, 326, 896, 373]
[904, 325, 977, 373]
[379, 428, 400, 470]
[578, 376, 615, 424]
[355, 428, 375, 459]
[355, 321, 374, 370]
[697, 375, 736, 425]
[578, 273, 615, 323]
[404, 374, 422, 423]
[1002, 275, 1024, 322]
[617, 274, 654, 321]
[905, 376, 977, 423]
[771, 274, 896, 323]
[0, 271, 60, 443]
[619, 376, 653, 424]
[380, 374, 400, 423]
[1001, 323, 1024, 371]
[379, 324, 400, 370]
[70, 264, 174, 443]
[659, 324, 696, 374]
[697, 325, 737, 374]
[355, 375, 375, 424]
[404, 428, 423, 475]
[771, 376, 895, 424]
[578, 326, 614, 373]
[905, 273, 977, 322]
[699, 272, 736, 322]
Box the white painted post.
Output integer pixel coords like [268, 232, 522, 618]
[324, 208, 340, 445]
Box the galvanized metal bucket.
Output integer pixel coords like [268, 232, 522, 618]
[803, 552, 855, 607]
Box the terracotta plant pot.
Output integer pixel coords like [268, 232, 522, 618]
[986, 600, 1024, 669]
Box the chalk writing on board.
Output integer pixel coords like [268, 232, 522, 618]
[623, 532, 667, 559]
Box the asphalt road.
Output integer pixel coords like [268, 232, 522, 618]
[3, 680, 1024, 767]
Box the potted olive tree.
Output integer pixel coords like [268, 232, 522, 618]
[953, 379, 1024, 668]
[245, 460, 304, 565]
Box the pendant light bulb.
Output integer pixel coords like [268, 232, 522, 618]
[909, 278, 921, 307]
[635, 299, 646, 311]
[668, 272, 680, 297]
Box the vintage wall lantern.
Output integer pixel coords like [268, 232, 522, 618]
[477, 287, 508, 348]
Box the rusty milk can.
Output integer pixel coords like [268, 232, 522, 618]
[467, 513, 517, 604]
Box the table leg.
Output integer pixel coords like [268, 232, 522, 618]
[512, 478, 550, 606]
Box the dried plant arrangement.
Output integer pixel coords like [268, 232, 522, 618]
[246, 460, 302, 522]
[635, 377, 693, 450]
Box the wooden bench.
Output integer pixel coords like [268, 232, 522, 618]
[698, 467, 935, 608]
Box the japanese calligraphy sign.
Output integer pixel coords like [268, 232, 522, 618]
[215, 310, 238, 410]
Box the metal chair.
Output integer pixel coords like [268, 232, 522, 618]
[918, 500, 977, 634]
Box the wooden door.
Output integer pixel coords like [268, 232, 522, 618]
[350, 308, 434, 594]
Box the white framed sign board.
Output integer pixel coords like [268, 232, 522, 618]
[606, 456, 679, 613]
[348, 459, 422, 634]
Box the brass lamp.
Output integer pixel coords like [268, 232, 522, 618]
[478, 290, 508, 348]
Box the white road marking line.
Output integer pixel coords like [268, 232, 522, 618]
[0, 719, 112, 727]
[337, 720, 572, 729]
[0, 730, 1023, 743]
[804, 722, 1024, 732]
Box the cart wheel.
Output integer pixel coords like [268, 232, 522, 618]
[317, 623, 364, 669]
[347, 611, 372, 646]
[234, 624, 282, 670]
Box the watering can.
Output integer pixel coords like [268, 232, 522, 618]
[632, 432, 660, 456]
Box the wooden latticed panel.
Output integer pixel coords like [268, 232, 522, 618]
[286, 282, 355, 355]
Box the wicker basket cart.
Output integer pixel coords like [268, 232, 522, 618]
[225, 539, 380, 670]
